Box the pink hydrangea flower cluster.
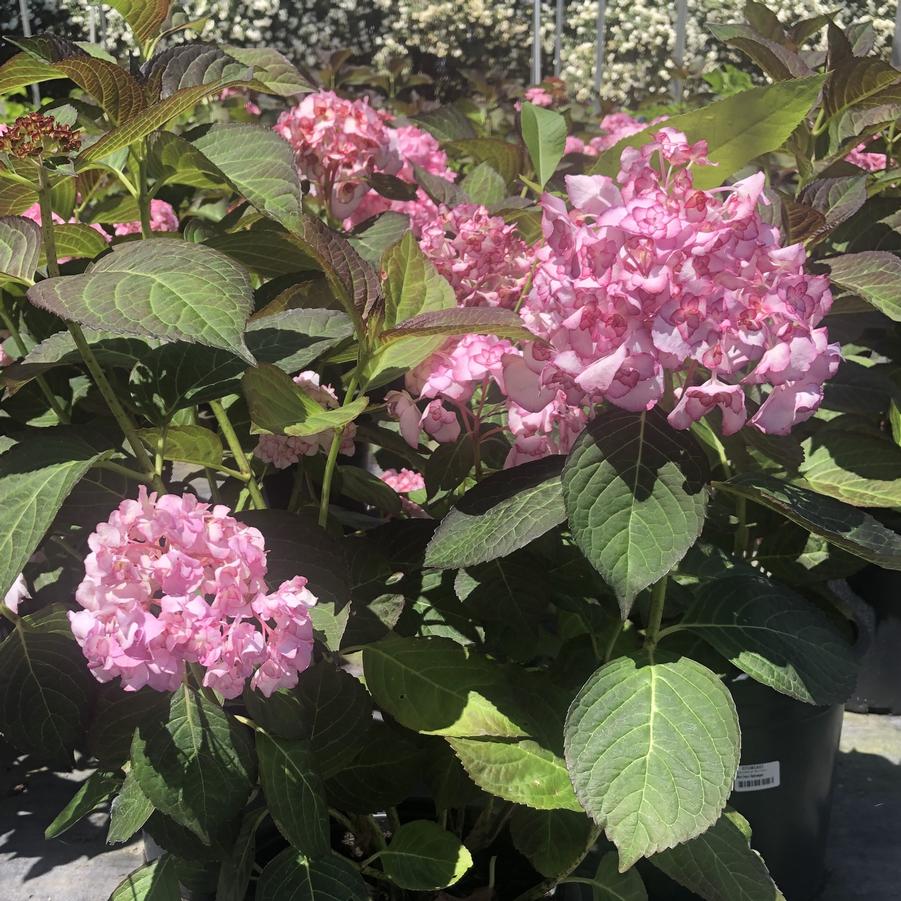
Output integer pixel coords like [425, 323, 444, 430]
[275, 91, 402, 219]
[113, 200, 179, 236]
[69, 489, 316, 698]
[255, 371, 357, 469]
[566, 112, 662, 158]
[845, 140, 887, 172]
[379, 468, 428, 518]
[508, 127, 839, 438]
[516, 78, 568, 111]
[220, 86, 262, 117]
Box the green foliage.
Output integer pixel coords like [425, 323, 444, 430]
[379, 820, 473, 889]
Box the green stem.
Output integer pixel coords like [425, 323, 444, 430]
[318, 374, 359, 527]
[0, 603, 19, 625]
[210, 400, 266, 510]
[137, 148, 153, 239]
[644, 574, 668, 653]
[602, 620, 624, 664]
[0, 293, 69, 423]
[95, 459, 155, 484]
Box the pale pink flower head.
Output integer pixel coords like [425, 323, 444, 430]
[114, 200, 179, 236]
[3, 574, 29, 614]
[846, 140, 887, 172]
[0, 343, 13, 367]
[386, 389, 422, 449]
[254, 371, 357, 468]
[380, 468, 426, 494]
[70, 489, 316, 698]
[420, 399, 461, 443]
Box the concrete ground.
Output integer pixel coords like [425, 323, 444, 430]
[0, 713, 898, 901]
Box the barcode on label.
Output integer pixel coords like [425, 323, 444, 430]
[733, 760, 780, 793]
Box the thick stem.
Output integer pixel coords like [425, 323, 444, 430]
[95, 459, 155, 484]
[210, 400, 266, 510]
[318, 374, 359, 528]
[644, 574, 668, 653]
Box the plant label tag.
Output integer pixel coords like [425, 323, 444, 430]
[733, 761, 781, 792]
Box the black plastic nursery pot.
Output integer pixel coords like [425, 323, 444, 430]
[846, 567, 901, 714]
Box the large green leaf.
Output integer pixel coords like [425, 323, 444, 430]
[242, 363, 368, 437]
[823, 57, 901, 121]
[223, 46, 314, 96]
[28, 240, 255, 364]
[256, 849, 369, 901]
[509, 808, 593, 877]
[137, 425, 223, 468]
[146, 131, 228, 189]
[650, 809, 784, 901]
[447, 736, 582, 811]
[99, 0, 172, 44]
[562, 409, 709, 613]
[586, 852, 648, 901]
[706, 23, 810, 81]
[714, 473, 901, 569]
[678, 571, 857, 705]
[382, 306, 536, 343]
[800, 430, 901, 507]
[45, 770, 121, 839]
[446, 138, 524, 186]
[348, 211, 410, 264]
[215, 808, 268, 901]
[87, 684, 169, 766]
[140, 44, 249, 98]
[191, 124, 303, 233]
[590, 77, 825, 190]
[108, 856, 180, 901]
[362, 635, 532, 738]
[0, 606, 96, 767]
[256, 732, 329, 856]
[521, 102, 567, 188]
[51, 224, 111, 261]
[0, 427, 111, 600]
[131, 685, 256, 845]
[564, 655, 739, 870]
[107, 770, 155, 844]
[425, 456, 566, 569]
[825, 252, 901, 321]
[413, 104, 478, 142]
[0, 52, 60, 95]
[461, 161, 506, 205]
[0, 216, 41, 285]
[382, 231, 456, 327]
[380, 820, 473, 890]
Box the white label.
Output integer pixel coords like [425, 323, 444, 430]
[733, 761, 781, 792]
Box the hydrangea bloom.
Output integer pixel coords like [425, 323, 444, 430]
[275, 91, 402, 218]
[0, 344, 13, 367]
[114, 200, 179, 236]
[509, 127, 839, 437]
[846, 141, 887, 172]
[254, 371, 356, 468]
[380, 468, 429, 518]
[69, 489, 316, 698]
[3, 574, 29, 614]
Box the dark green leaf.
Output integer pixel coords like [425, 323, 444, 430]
[45, 770, 121, 839]
[825, 251, 901, 321]
[521, 102, 567, 188]
[380, 820, 472, 890]
[222, 45, 314, 96]
[382, 306, 536, 342]
[413, 104, 478, 142]
[215, 808, 268, 901]
[461, 162, 506, 206]
[509, 808, 593, 877]
[108, 856, 180, 901]
[0, 215, 41, 284]
[108, 770, 155, 844]
[257, 849, 369, 901]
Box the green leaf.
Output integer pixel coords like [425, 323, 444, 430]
[823, 57, 901, 121]
[383, 231, 456, 327]
[98, 0, 171, 44]
[0, 215, 41, 284]
[521, 102, 567, 188]
[461, 161, 506, 206]
[825, 252, 901, 321]
[362, 634, 532, 738]
[412, 165, 469, 207]
[256, 732, 329, 856]
[413, 104, 478, 142]
[191, 124, 303, 233]
[242, 363, 367, 436]
[131, 685, 256, 846]
[337, 465, 403, 515]
[424, 437, 475, 498]
[215, 808, 268, 901]
[108, 856, 180, 901]
[509, 808, 593, 877]
[140, 44, 249, 97]
[706, 24, 809, 81]
[0, 427, 111, 600]
[360, 333, 446, 390]
[383, 307, 536, 343]
[145, 131, 228, 189]
[564, 654, 739, 870]
[87, 685, 169, 767]
[52, 224, 111, 261]
[680, 570, 857, 704]
[446, 137, 524, 186]
[108, 770, 155, 844]
[650, 808, 783, 901]
[425, 456, 565, 569]
[257, 850, 368, 901]
[590, 77, 825, 190]
[28, 241, 255, 364]
[562, 409, 710, 614]
[448, 737, 582, 811]
[380, 820, 473, 890]
[715, 473, 901, 569]
[45, 770, 121, 839]
[0, 52, 60, 96]
[348, 211, 410, 264]
[222, 45, 314, 96]
[800, 430, 901, 507]
[137, 425, 223, 468]
[588, 852, 648, 900]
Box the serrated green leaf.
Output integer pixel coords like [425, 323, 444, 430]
[679, 570, 857, 704]
[590, 77, 825, 190]
[108, 856, 179, 901]
[587, 852, 648, 900]
[257, 849, 369, 901]
[145, 131, 227, 189]
[383, 231, 456, 327]
[715, 473, 901, 569]
[412, 164, 469, 207]
[381, 820, 472, 890]
[107, 770, 155, 844]
[562, 409, 709, 613]
[564, 655, 739, 870]
[98, 0, 171, 44]
[413, 104, 478, 142]
[0, 215, 41, 284]
[382, 306, 536, 342]
[521, 102, 567, 188]
[825, 251, 901, 321]
[461, 161, 506, 206]
[131, 685, 256, 845]
[448, 737, 582, 811]
[222, 45, 313, 96]
[45, 770, 121, 839]
[215, 807, 267, 901]
[425, 456, 565, 569]
[256, 732, 329, 856]
[28, 240, 254, 363]
[137, 424, 223, 468]
[509, 808, 593, 877]
[87, 684, 169, 767]
[706, 23, 809, 81]
[823, 57, 901, 121]
[348, 210, 410, 263]
[51, 223, 111, 261]
[424, 437, 475, 498]
[0, 52, 61, 95]
[141, 43, 249, 98]
[650, 808, 784, 901]
[446, 137, 523, 186]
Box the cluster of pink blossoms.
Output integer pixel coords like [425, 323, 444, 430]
[845, 140, 887, 172]
[379, 468, 428, 517]
[3, 574, 29, 613]
[69, 489, 316, 698]
[275, 91, 402, 219]
[254, 371, 356, 469]
[565, 112, 662, 158]
[506, 128, 839, 439]
[113, 199, 179, 236]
